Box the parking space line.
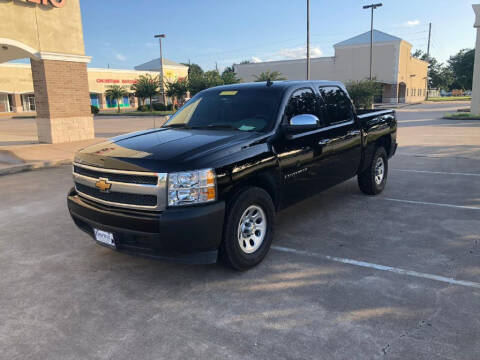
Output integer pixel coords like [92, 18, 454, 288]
[381, 198, 480, 210]
[393, 169, 480, 177]
[272, 246, 480, 290]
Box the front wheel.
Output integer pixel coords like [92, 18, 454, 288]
[220, 187, 275, 271]
[358, 147, 388, 195]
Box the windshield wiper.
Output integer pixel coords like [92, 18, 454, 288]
[192, 124, 239, 130]
[162, 123, 191, 129]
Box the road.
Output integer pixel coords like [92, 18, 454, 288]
[1, 102, 479, 359]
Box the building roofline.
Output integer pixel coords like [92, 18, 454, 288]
[87, 67, 161, 74]
[235, 56, 335, 67]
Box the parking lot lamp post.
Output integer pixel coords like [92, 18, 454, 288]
[471, 5, 480, 115]
[363, 3, 383, 80]
[307, 0, 310, 80]
[154, 34, 167, 105]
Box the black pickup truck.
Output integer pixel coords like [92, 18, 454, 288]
[68, 81, 397, 270]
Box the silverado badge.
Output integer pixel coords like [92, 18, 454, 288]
[95, 178, 112, 192]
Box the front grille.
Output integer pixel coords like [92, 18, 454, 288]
[73, 165, 158, 185]
[75, 183, 157, 207]
[73, 162, 167, 211]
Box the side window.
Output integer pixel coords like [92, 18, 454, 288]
[284, 88, 317, 123]
[318, 86, 354, 125]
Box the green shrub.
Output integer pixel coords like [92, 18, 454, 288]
[90, 105, 99, 114]
[152, 103, 174, 111]
[346, 80, 381, 109]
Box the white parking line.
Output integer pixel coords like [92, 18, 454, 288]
[381, 198, 480, 210]
[393, 169, 480, 177]
[272, 246, 480, 290]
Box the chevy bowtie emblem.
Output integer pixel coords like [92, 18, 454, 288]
[95, 178, 112, 192]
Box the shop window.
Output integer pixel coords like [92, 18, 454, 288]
[90, 94, 99, 107]
[122, 96, 130, 107]
[8, 94, 13, 112]
[22, 94, 36, 111]
[106, 97, 117, 108]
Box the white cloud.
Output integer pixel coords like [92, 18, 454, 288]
[115, 53, 126, 61]
[251, 57, 263, 63]
[278, 46, 322, 59]
[403, 20, 420, 27]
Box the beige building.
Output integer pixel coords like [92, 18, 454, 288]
[235, 30, 428, 104]
[0, 0, 188, 143]
[0, 60, 188, 113]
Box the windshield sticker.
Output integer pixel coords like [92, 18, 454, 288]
[238, 125, 255, 131]
[219, 91, 238, 96]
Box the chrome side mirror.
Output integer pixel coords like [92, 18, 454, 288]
[289, 114, 319, 127]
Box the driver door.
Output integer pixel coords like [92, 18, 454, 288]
[277, 88, 324, 207]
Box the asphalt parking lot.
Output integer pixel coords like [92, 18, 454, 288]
[1, 103, 479, 359]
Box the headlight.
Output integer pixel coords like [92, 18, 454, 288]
[168, 169, 216, 206]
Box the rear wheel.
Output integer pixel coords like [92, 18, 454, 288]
[220, 187, 275, 271]
[358, 147, 388, 195]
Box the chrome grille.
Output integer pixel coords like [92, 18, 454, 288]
[73, 165, 158, 185]
[73, 162, 167, 211]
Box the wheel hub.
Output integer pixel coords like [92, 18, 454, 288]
[237, 205, 267, 254]
[375, 157, 385, 185]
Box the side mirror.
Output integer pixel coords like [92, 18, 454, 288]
[284, 114, 319, 133]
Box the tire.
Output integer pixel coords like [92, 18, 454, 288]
[358, 146, 388, 195]
[220, 187, 275, 271]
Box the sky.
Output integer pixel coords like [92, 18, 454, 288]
[79, 0, 478, 71]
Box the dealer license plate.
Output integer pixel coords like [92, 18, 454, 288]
[94, 229, 115, 247]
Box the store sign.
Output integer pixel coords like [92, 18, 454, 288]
[96, 79, 138, 84]
[26, 0, 66, 8]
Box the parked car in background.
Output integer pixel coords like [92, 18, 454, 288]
[68, 81, 398, 270]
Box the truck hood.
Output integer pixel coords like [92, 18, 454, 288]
[75, 128, 262, 172]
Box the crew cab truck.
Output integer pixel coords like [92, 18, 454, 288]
[68, 81, 397, 270]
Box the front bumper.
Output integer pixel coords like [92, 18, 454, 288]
[67, 188, 225, 264]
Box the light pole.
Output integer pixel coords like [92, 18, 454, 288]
[154, 34, 167, 105]
[306, 0, 310, 80]
[363, 3, 382, 80]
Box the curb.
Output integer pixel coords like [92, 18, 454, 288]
[442, 116, 480, 120]
[0, 159, 72, 176]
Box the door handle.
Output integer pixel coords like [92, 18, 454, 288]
[318, 139, 330, 145]
[348, 130, 361, 136]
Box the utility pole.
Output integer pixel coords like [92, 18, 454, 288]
[426, 22, 432, 100]
[306, 0, 310, 80]
[363, 3, 383, 80]
[154, 34, 167, 105]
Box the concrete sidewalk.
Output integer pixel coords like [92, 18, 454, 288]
[0, 138, 106, 175]
[0, 114, 169, 175]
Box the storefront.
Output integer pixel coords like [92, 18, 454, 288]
[0, 62, 188, 113]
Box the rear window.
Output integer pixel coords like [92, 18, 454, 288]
[164, 87, 283, 132]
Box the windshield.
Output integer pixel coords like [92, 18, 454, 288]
[163, 87, 283, 132]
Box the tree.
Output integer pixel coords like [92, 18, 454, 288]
[181, 63, 204, 79]
[253, 70, 286, 82]
[346, 79, 381, 109]
[447, 48, 474, 90]
[221, 66, 240, 84]
[412, 49, 452, 90]
[105, 85, 129, 113]
[165, 79, 188, 106]
[204, 70, 224, 88]
[239, 60, 251, 64]
[131, 74, 161, 111]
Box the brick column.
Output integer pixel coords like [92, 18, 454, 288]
[11, 93, 23, 113]
[31, 58, 94, 143]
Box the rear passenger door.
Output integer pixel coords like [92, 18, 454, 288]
[317, 86, 362, 181]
